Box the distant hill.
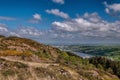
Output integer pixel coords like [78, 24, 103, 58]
[0, 36, 119, 80]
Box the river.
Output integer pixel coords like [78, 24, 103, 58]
[61, 49, 93, 58]
[72, 51, 92, 58]
[54, 46, 93, 58]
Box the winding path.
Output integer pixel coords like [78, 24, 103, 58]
[0, 57, 59, 68]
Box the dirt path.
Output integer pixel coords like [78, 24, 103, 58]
[0, 57, 81, 80]
[0, 57, 59, 68]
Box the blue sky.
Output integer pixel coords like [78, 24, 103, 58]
[0, 0, 120, 44]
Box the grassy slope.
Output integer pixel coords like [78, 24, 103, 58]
[0, 36, 119, 80]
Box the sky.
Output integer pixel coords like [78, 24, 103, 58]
[0, 0, 120, 44]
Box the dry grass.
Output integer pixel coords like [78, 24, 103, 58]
[0, 50, 32, 56]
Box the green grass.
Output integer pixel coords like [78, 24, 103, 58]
[2, 69, 15, 76]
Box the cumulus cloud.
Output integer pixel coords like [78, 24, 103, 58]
[1, 12, 120, 44]
[33, 13, 42, 20]
[0, 23, 20, 36]
[15, 27, 43, 38]
[29, 13, 42, 24]
[46, 9, 69, 19]
[104, 2, 120, 17]
[0, 24, 8, 32]
[105, 8, 110, 14]
[52, 12, 120, 39]
[52, 0, 64, 4]
[84, 13, 102, 23]
[104, 2, 120, 12]
[0, 16, 16, 21]
[0, 24, 43, 39]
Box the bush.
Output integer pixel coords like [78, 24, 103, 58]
[34, 51, 51, 58]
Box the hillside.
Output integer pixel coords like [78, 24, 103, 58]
[0, 35, 61, 62]
[0, 35, 119, 80]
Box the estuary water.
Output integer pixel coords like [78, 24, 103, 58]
[72, 51, 92, 58]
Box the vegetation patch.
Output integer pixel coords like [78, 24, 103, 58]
[2, 69, 15, 76]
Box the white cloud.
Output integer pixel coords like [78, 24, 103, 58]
[52, 12, 120, 38]
[0, 23, 20, 36]
[0, 24, 8, 32]
[1, 12, 120, 44]
[33, 13, 42, 20]
[15, 27, 43, 38]
[9, 32, 20, 37]
[104, 2, 120, 12]
[29, 13, 42, 24]
[104, 2, 120, 17]
[46, 9, 69, 19]
[0, 16, 16, 21]
[52, 0, 64, 4]
[84, 13, 102, 23]
[105, 8, 110, 14]
[0, 24, 43, 38]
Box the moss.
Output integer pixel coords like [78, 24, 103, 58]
[2, 69, 15, 76]
[14, 62, 28, 68]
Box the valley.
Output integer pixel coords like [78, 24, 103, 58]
[59, 45, 120, 61]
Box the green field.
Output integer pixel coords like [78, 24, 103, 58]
[64, 45, 120, 61]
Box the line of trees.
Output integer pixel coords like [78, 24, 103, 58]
[89, 56, 120, 78]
